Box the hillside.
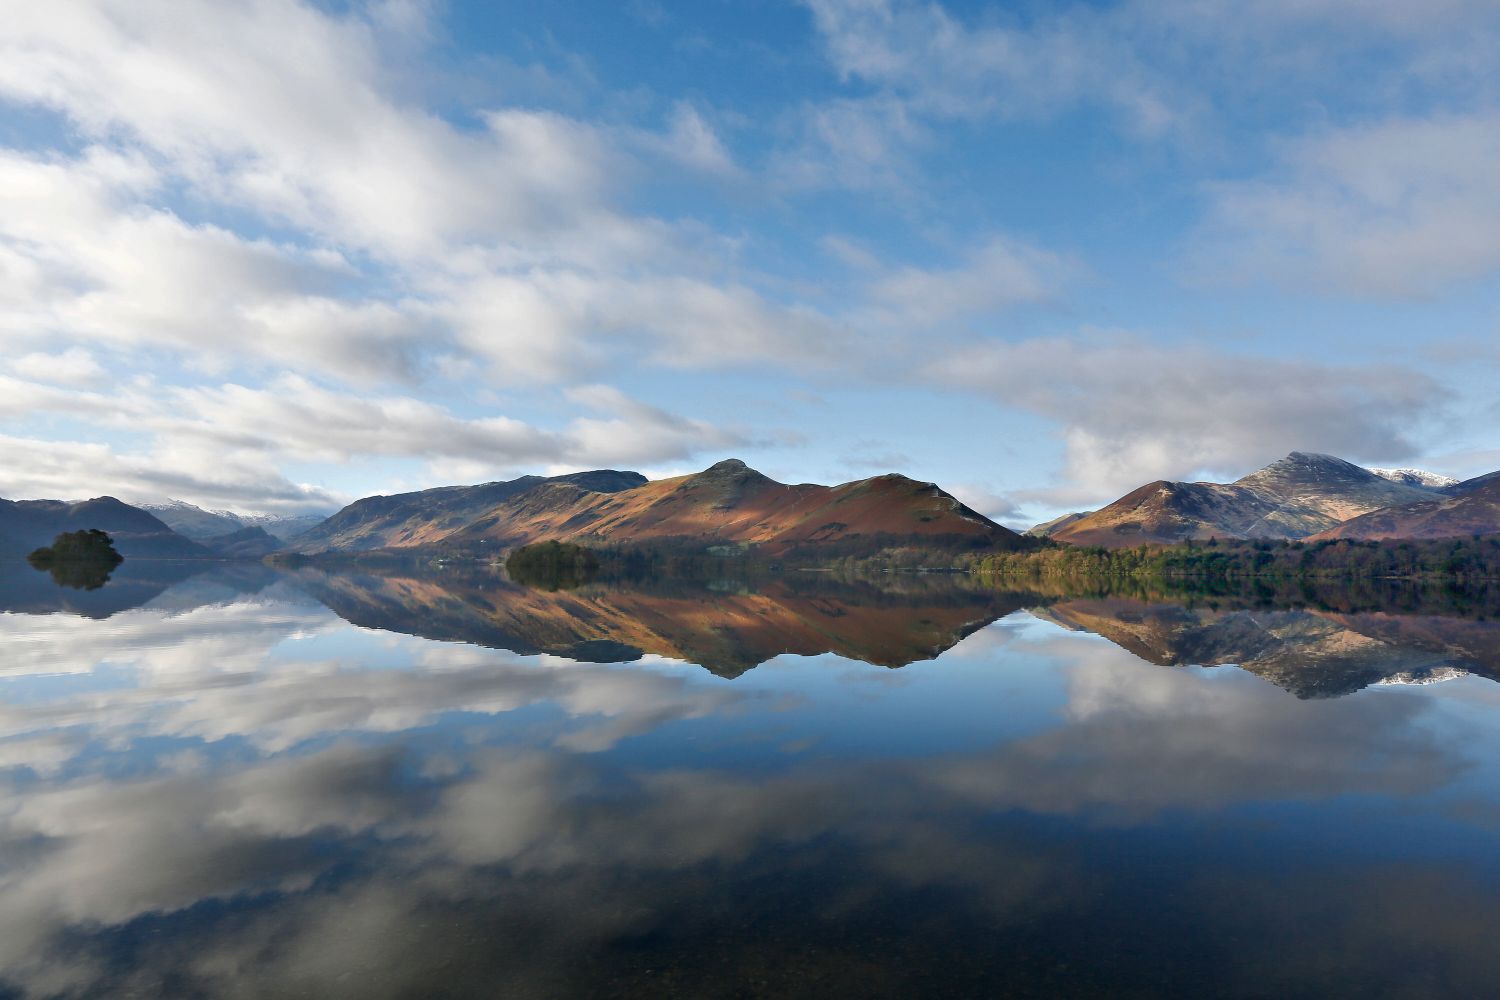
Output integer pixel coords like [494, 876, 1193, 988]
[202, 525, 284, 558]
[1049, 452, 1434, 548]
[291, 459, 1025, 557]
[287, 470, 647, 553]
[0, 497, 209, 560]
[1311, 472, 1500, 541]
[1026, 511, 1091, 537]
[450, 459, 1019, 553]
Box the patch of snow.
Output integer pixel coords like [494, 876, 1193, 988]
[1367, 467, 1460, 490]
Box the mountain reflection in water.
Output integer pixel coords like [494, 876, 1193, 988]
[4, 564, 1500, 996]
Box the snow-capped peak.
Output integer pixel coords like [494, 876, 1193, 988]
[1366, 467, 1459, 490]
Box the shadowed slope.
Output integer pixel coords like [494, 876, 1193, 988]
[0, 497, 208, 559]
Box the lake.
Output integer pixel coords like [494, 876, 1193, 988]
[4, 560, 1500, 997]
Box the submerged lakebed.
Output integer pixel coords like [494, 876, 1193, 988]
[3, 560, 1500, 996]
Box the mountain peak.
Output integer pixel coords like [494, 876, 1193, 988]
[1237, 452, 1372, 488]
[702, 458, 752, 474]
[1279, 451, 1362, 470]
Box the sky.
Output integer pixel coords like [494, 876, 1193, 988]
[1, 0, 1499, 527]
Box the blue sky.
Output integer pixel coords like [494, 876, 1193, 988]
[1, 0, 1498, 525]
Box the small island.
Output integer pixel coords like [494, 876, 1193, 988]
[28, 529, 124, 591]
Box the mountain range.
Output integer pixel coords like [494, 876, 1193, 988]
[1039, 452, 1499, 547]
[5, 451, 1500, 566]
[140, 500, 329, 542]
[286, 459, 1022, 557]
[0, 497, 210, 560]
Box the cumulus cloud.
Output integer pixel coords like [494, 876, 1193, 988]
[0, 146, 436, 382]
[8, 348, 106, 386]
[1200, 113, 1500, 297]
[0, 372, 757, 511]
[926, 333, 1442, 504]
[0, 0, 879, 507]
[866, 238, 1069, 327]
[0, 433, 344, 513]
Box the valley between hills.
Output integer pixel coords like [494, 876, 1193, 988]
[4, 451, 1500, 575]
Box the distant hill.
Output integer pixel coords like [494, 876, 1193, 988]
[202, 525, 284, 558]
[1049, 453, 1436, 548]
[287, 470, 648, 553]
[1025, 511, 1091, 538]
[291, 460, 1024, 557]
[0, 497, 210, 560]
[1310, 471, 1500, 541]
[142, 500, 329, 542]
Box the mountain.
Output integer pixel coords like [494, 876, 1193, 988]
[1310, 470, 1500, 541]
[142, 500, 329, 542]
[291, 460, 1023, 557]
[1048, 452, 1435, 548]
[139, 500, 242, 538]
[287, 470, 648, 553]
[1025, 511, 1091, 537]
[1367, 468, 1460, 491]
[0, 497, 210, 560]
[202, 525, 283, 558]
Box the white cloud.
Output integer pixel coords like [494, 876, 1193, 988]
[867, 238, 1068, 326]
[926, 333, 1442, 504]
[0, 373, 755, 511]
[793, 0, 1500, 197]
[0, 147, 435, 382]
[0, 0, 897, 505]
[8, 348, 106, 386]
[0, 433, 344, 513]
[1201, 113, 1500, 297]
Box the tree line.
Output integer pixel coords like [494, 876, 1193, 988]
[969, 536, 1500, 584]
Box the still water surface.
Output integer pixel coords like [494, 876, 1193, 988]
[4, 561, 1500, 997]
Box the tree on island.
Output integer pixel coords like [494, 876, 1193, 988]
[505, 540, 600, 591]
[28, 529, 124, 591]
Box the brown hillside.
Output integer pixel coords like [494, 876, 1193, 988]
[302, 459, 1023, 555]
[1310, 473, 1500, 541]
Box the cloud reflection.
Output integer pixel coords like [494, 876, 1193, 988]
[0, 576, 1494, 995]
